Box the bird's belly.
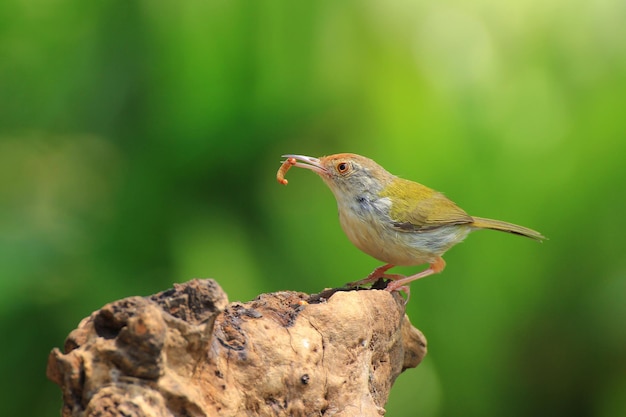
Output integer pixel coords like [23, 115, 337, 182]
[339, 210, 471, 266]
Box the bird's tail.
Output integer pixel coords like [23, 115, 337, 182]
[471, 217, 545, 241]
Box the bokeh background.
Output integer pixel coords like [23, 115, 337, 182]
[1, 1, 625, 416]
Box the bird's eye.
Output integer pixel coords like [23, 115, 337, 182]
[336, 162, 350, 174]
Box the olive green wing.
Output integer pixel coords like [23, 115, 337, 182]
[379, 178, 473, 232]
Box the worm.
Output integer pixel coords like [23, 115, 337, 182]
[276, 157, 297, 185]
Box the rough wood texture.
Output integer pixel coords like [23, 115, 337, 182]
[47, 279, 427, 417]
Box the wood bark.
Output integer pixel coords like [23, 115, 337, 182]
[47, 279, 427, 417]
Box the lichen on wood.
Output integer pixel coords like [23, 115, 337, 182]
[47, 279, 427, 417]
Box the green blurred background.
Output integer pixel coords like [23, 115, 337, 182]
[1, 1, 625, 416]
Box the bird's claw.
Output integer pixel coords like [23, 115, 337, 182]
[385, 282, 411, 304]
[346, 273, 406, 289]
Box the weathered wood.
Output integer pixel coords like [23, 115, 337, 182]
[47, 279, 426, 417]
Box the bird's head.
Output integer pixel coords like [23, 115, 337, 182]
[282, 153, 395, 205]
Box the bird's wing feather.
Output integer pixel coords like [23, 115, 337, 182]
[380, 178, 473, 232]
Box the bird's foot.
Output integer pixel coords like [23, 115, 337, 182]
[346, 266, 411, 303]
[346, 264, 396, 288]
[386, 284, 411, 304]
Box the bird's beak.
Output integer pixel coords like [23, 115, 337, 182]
[281, 154, 328, 176]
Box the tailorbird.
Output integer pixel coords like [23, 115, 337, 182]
[278, 153, 544, 295]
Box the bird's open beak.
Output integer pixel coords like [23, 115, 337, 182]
[281, 154, 328, 176]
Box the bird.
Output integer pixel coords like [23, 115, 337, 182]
[277, 153, 545, 296]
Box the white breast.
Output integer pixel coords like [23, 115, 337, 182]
[338, 201, 471, 266]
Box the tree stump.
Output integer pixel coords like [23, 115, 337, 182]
[47, 279, 427, 417]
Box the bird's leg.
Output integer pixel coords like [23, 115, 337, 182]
[347, 263, 398, 287]
[385, 257, 446, 293]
